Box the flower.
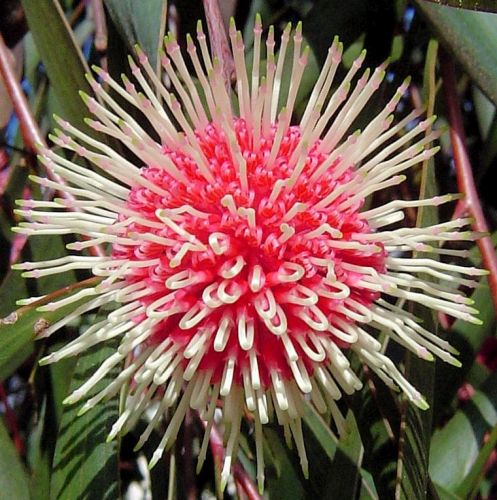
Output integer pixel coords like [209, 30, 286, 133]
[13, 17, 484, 490]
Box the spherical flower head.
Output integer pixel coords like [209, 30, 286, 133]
[14, 17, 485, 491]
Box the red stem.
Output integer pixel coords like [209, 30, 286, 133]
[0, 33, 45, 149]
[233, 462, 262, 500]
[90, 0, 107, 53]
[202, 0, 235, 91]
[0, 32, 105, 257]
[440, 50, 497, 313]
[207, 420, 261, 500]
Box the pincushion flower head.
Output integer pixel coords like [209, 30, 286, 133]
[13, 17, 485, 490]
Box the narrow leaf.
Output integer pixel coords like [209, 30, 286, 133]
[0, 418, 31, 500]
[20, 0, 94, 134]
[50, 339, 121, 499]
[264, 427, 306, 500]
[303, 404, 379, 499]
[416, 1, 497, 107]
[395, 38, 439, 500]
[350, 369, 400, 498]
[324, 411, 365, 498]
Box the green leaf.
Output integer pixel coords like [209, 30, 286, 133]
[395, 38, 439, 500]
[0, 336, 33, 383]
[26, 346, 77, 500]
[323, 412, 365, 498]
[0, 229, 78, 381]
[433, 482, 464, 500]
[430, 370, 497, 492]
[49, 354, 77, 426]
[350, 369, 400, 498]
[267, 407, 369, 499]
[420, 0, 497, 13]
[264, 426, 306, 500]
[416, 1, 497, 107]
[0, 279, 98, 381]
[20, 0, 94, 135]
[31, 235, 78, 296]
[303, 404, 379, 499]
[104, 0, 168, 69]
[0, 269, 29, 323]
[456, 422, 497, 498]
[0, 418, 31, 500]
[302, 407, 342, 498]
[302, 403, 338, 461]
[50, 339, 121, 499]
[27, 399, 52, 500]
[395, 356, 436, 500]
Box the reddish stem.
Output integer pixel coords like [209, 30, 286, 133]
[202, 0, 235, 91]
[440, 51, 497, 313]
[69, 1, 86, 26]
[16, 276, 101, 316]
[0, 32, 105, 258]
[90, 0, 107, 53]
[233, 462, 262, 500]
[207, 420, 261, 500]
[0, 33, 45, 149]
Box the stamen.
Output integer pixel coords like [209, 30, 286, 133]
[214, 315, 232, 351]
[220, 358, 236, 396]
[238, 314, 255, 350]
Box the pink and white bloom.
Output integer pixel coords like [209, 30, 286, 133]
[14, 18, 484, 490]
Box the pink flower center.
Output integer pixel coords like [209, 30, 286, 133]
[112, 118, 386, 388]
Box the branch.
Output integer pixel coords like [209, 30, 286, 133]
[440, 50, 497, 313]
[202, 0, 234, 91]
[207, 420, 261, 500]
[0, 33, 45, 150]
[15, 276, 102, 316]
[90, 0, 107, 53]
